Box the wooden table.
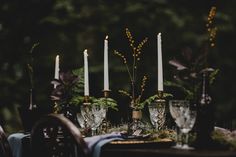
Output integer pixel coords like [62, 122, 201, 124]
[101, 140, 236, 157]
[19, 135, 236, 157]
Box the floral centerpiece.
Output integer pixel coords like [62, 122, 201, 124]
[115, 28, 174, 134]
[114, 28, 149, 134]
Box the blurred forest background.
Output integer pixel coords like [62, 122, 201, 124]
[0, 0, 236, 134]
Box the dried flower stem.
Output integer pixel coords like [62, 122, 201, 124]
[114, 50, 133, 83]
[206, 6, 217, 48]
[136, 75, 148, 104]
[115, 28, 148, 109]
[204, 6, 217, 67]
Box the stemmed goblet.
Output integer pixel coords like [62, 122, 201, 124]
[179, 107, 197, 150]
[77, 103, 106, 136]
[169, 100, 197, 150]
[90, 103, 107, 135]
[169, 100, 185, 148]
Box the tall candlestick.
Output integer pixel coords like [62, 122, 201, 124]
[83, 49, 89, 96]
[54, 55, 59, 88]
[157, 33, 163, 91]
[104, 35, 109, 91]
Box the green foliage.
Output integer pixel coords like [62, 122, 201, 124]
[71, 68, 84, 96]
[71, 96, 118, 111]
[93, 98, 118, 111]
[164, 80, 196, 100]
[210, 68, 219, 84]
[52, 67, 118, 111]
[165, 68, 219, 100]
[70, 68, 118, 110]
[146, 129, 176, 142]
[139, 93, 173, 109]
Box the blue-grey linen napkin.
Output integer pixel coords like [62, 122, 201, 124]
[7, 133, 29, 157]
[84, 132, 123, 157]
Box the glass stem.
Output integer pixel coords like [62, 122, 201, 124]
[184, 133, 189, 146]
[176, 128, 182, 146]
[155, 122, 158, 131]
[92, 128, 97, 136]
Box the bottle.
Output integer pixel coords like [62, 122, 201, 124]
[195, 69, 215, 148]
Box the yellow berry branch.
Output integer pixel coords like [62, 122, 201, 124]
[204, 6, 217, 67]
[206, 6, 217, 47]
[114, 28, 148, 109]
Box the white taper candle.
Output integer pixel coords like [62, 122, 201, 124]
[54, 55, 59, 88]
[83, 49, 89, 96]
[157, 33, 163, 91]
[104, 35, 109, 91]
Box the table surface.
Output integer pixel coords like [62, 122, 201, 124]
[101, 140, 236, 157]
[20, 135, 236, 157]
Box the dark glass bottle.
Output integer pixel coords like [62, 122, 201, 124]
[195, 69, 215, 148]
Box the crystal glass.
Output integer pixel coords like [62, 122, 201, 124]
[91, 103, 107, 135]
[77, 104, 106, 136]
[77, 105, 94, 129]
[77, 103, 107, 136]
[148, 102, 165, 131]
[169, 100, 189, 149]
[180, 108, 197, 150]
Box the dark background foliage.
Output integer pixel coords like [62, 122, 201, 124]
[0, 0, 236, 133]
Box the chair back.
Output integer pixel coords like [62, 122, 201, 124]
[0, 126, 13, 157]
[31, 114, 89, 157]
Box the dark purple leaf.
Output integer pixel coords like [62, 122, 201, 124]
[169, 59, 187, 70]
[51, 70, 80, 103]
[50, 95, 60, 101]
[51, 80, 61, 86]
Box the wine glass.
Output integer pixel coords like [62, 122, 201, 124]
[169, 100, 189, 149]
[77, 105, 94, 129]
[179, 108, 197, 150]
[90, 103, 107, 135]
[148, 102, 165, 131]
[77, 104, 106, 136]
